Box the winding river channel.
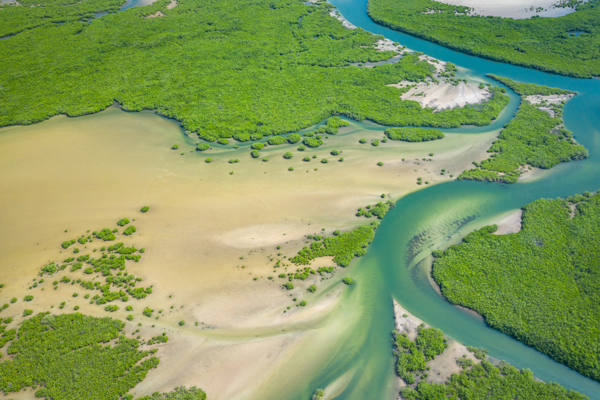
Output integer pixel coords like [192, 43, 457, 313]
[292, 0, 600, 399]
[2, 0, 599, 398]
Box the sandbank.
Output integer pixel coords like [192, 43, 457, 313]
[492, 209, 523, 235]
[436, 0, 582, 19]
[393, 80, 491, 111]
[0, 106, 501, 399]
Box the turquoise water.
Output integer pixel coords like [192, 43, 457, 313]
[291, 0, 600, 399]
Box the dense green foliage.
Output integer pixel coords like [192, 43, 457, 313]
[124, 225, 137, 235]
[117, 218, 130, 226]
[1, 0, 509, 135]
[303, 136, 324, 148]
[312, 388, 324, 400]
[459, 84, 588, 183]
[356, 200, 395, 219]
[367, 0, 600, 78]
[134, 386, 207, 400]
[0, 0, 125, 37]
[140, 206, 150, 213]
[290, 223, 376, 267]
[385, 127, 444, 142]
[0, 313, 160, 400]
[487, 75, 577, 96]
[400, 361, 589, 400]
[432, 192, 600, 381]
[393, 326, 447, 385]
[342, 277, 354, 285]
[96, 228, 117, 241]
[394, 324, 588, 399]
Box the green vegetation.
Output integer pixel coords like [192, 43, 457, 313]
[291, 223, 377, 267]
[285, 282, 294, 290]
[217, 138, 229, 145]
[367, 0, 600, 78]
[205, 158, 212, 163]
[61, 240, 76, 249]
[400, 361, 588, 399]
[312, 388, 324, 400]
[359, 138, 367, 144]
[356, 200, 395, 219]
[394, 325, 447, 384]
[95, 228, 116, 241]
[104, 304, 119, 312]
[1, 0, 509, 137]
[251, 150, 260, 158]
[393, 324, 587, 399]
[196, 143, 210, 152]
[459, 85, 588, 183]
[316, 116, 350, 135]
[303, 136, 324, 148]
[135, 386, 206, 400]
[371, 139, 379, 146]
[140, 206, 150, 213]
[24, 295, 33, 302]
[299, 300, 307, 306]
[117, 218, 130, 226]
[307, 285, 317, 293]
[385, 127, 444, 142]
[123, 226, 137, 236]
[432, 192, 600, 381]
[0, 313, 165, 400]
[251, 142, 264, 150]
[283, 152, 293, 159]
[172, 144, 179, 150]
[179, 320, 185, 326]
[342, 277, 354, 285]
[143, 307, 154, 317]
[488, 75, 576, 96]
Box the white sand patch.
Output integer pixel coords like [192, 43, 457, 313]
[525, 93, 574, 117]
[391, 81, 491, 111]
[217, 223, 309, 248]
[329, 10, 356, 29]
[374, 38, 405, 54]
[493, 209, 523, 235]
[437, 0, 584, 19]
[166, 0, 177, 9]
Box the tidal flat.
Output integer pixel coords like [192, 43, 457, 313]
[0, 106, 501, 399]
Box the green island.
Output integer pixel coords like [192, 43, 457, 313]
[0, 0, 511, 138]
[393, 323, 589, 399]
[385, 127, 444, 142]
[459, 76, 588, 183]
[367, 0, 600, 78]
[290, 223, 377, 267]
[431, 191, 600, 382]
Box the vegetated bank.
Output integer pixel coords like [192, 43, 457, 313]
[0, 209, 207, 399]
[458, 76, 587, 183]
[393, 324, 589, 399]
[0, 312, 206, 400]
[431, 191, 600, 382]
[367, 0, 600, 78]
[0, 0, 508, 139]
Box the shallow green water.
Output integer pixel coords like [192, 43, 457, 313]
[288, 0, 600, 399]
